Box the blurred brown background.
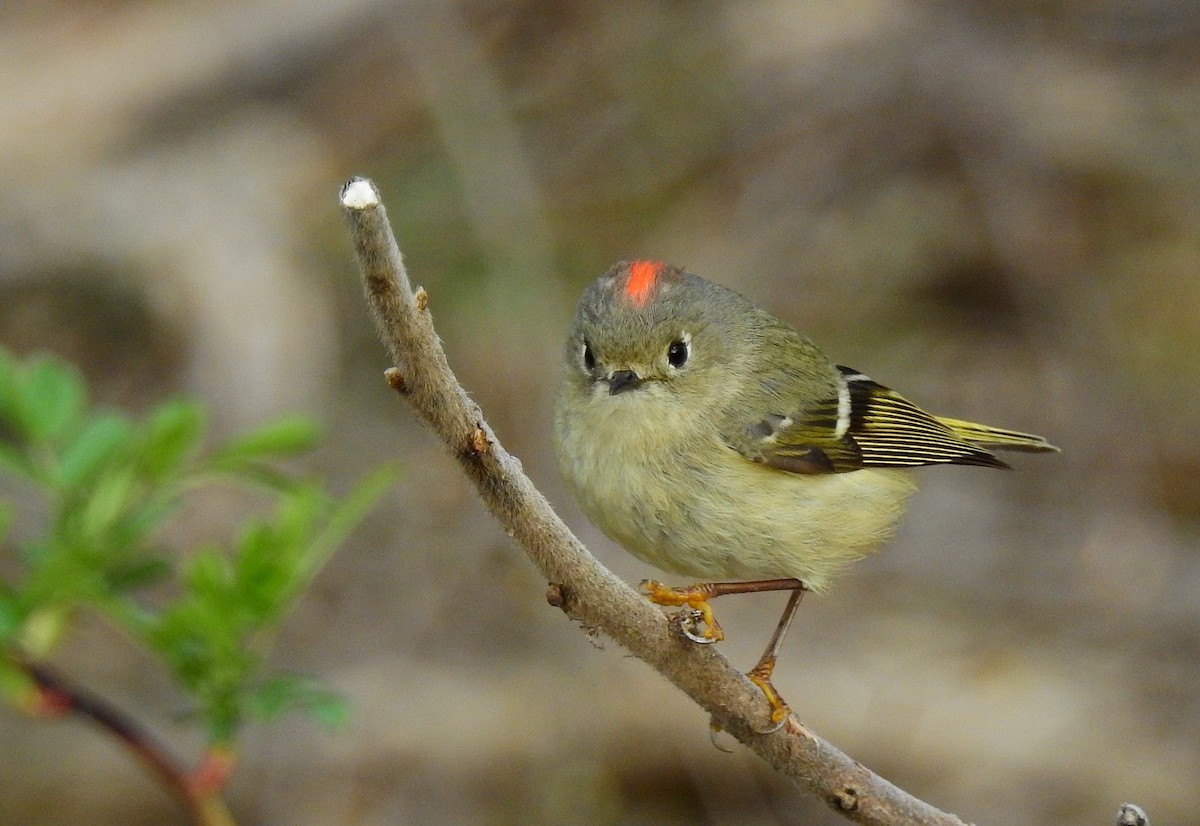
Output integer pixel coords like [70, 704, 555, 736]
[2, 1, 1199, 824]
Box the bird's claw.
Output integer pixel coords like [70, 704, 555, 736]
[708, 722, 735, 753]
[753, 712, 788, 735]
[673, 608, 719, 644]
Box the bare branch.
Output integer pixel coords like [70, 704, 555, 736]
[340, 176, 973, 826]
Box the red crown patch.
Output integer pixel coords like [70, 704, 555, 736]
[625, 260, 664, 306]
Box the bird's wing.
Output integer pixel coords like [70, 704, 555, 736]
[726, 366, 1010, 475]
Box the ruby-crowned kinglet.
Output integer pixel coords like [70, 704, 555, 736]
[552, 260, 1057, 725]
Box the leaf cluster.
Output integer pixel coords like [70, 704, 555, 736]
[0, 346, 392, 743]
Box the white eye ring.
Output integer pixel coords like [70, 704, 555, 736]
[666, 331, 691, 369]
[581, 340, 596, 371]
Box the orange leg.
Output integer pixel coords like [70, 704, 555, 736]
[641, 578, 807, 727]
[748, 585, 806, 726]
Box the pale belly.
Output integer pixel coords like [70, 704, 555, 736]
[556, 406, 916, 590]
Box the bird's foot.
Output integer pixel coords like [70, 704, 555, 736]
[747, 655, 790, 733]
[639, 580, 725, 643]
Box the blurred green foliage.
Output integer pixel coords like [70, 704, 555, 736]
[0, 345, 392, 743]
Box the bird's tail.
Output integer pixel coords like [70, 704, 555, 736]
[935, 416, 1059, 453]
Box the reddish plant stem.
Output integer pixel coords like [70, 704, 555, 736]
[14, 654, 235, 826]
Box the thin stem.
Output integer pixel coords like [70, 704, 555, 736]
[13, 654, 235, 826]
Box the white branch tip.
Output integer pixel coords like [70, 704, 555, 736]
[340, 177, 380, 209]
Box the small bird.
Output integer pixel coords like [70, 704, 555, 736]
[552, 260, 1057, 726]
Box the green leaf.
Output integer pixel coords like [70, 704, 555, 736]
[18, 605, 71, 657]
[243, 469, 396, 627]
[184, 547, 235, 602]
[231, 519, 296, 623]
[73, 466, 137, 543]
[211, 418, 321, 467]
[0, 509, 15, 641]
[306, 691, 350, 729]
[249, 675, 299, 719]
[0, 655, 36, 707]
[0, 343, 398, 749]
[0, 347, 21, 428]
[56, 413, 132, 489]
[250, 675, 348, 728]
[0, 586, 22, 642]
[0, 350, 41, 480]
[18, 537, 49, 567]
[19, 355, 86, 443]
[139, 401, 205, 481]
[301, 466, 398, 580]
[106, 557, 171, 591]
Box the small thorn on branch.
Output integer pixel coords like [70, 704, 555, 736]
[463, 426, 490, 459]
[545, 584, 601, 645]
[546, 582, 569, 609]
[385, 368, 407, 393]
[833, 787, 860, 811]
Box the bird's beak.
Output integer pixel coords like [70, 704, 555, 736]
[608, 370, 642, 395]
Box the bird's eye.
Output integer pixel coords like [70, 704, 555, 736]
[667, 337, 689, 368]
[582, 340, 596, 371]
